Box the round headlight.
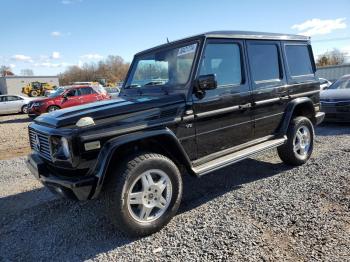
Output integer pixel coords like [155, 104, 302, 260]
[61, 137, 70, 158]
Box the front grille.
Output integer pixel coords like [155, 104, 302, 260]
[29, 128, 52, 161]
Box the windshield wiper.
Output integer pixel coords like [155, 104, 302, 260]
[124, 84, 141, 89]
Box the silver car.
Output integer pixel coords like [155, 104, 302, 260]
[0, 95, 34, 114]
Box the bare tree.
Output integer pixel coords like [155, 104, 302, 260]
[58, 55, 130, 85]
[20, 69, 34, 76]
[0, 65, 14, 77]
[316, 49, 346, 67]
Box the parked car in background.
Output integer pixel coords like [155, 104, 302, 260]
[0, 95, 34, 114]
[106, 87, 120, 99]
[320, 74, 350, 122]
[28, 85, 111, 117]
[319, 77, 332, 90]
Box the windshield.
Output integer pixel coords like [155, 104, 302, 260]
[326, 77, 350, 90]
[48, 87, 65, 98]
[124, 42, 198, 90]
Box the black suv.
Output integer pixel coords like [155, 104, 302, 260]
[27, 31, 324, 236]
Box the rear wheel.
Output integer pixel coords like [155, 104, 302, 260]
[21, 105, 28, 114]
[47, 105, 60, 112]
[29, 90, 39, 97]
[278, 116, 314, 166]
[105, 152, 182, 237]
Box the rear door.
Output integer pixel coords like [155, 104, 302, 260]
[78, 87, 99, 104]
[246, 40, 288, 139]
[193, 39, 253, 159]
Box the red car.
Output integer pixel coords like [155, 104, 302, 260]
[28, 85, 110, 117]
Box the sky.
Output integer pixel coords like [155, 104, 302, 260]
[1, 0, 349, 76]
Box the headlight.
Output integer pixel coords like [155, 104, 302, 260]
[51, 136, 71, 160]
[61, 137, 70, 159]
[33, 102, 43, 107]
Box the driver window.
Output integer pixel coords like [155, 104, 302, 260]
[66, 89, 77, 97]
[200, 43, 242, 87]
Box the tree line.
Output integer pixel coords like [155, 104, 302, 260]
[58, 55, 130, 85]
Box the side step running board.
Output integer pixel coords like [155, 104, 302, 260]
[193, 137, 287, 176]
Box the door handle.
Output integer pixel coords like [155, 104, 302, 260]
[238, 103, 252, 110]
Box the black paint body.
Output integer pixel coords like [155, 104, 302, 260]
[26, 31, 324, 200]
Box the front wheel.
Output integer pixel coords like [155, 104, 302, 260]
[278, 116, 314, 166]
[29, 90, 39, 97]
[47, 105, 60, 112]
[105, 152, 183, 237]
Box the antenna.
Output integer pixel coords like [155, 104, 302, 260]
[166, 37, 170, 43]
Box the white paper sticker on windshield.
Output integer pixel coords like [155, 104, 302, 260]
[177, 44, 197, 57]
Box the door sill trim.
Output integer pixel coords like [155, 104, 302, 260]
[192, 136, 287, 176]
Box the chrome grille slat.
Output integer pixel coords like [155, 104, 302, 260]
[28, 128, 52, 162]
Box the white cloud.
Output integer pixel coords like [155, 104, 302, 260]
[12, 54, 33, 62]
[9, 64, 16, 68]
[51, 51, 61, 59]
[51, 31, 62, 37]
[80, 54, 103, 60]
[34, 62, 69, 68]
[61, 0, 82, 4]
[292, 18, 347, 36]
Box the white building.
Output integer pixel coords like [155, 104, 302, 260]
[0, 76, 59, 95]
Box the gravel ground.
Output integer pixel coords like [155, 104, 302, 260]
[0, 124, 349, 261]
[0, 114, 32, 160]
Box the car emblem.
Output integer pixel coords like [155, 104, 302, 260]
[34, 134, 41, 151]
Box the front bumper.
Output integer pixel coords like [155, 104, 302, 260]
[26, 153, 96, 200]
[315, 112, 325, 125]
[321, 102, 350, 122]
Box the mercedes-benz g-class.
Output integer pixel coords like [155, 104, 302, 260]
[27, 31, 324, 236]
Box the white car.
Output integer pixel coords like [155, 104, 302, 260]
[0, 95, 35, 114]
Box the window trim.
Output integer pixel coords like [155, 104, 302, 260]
[246, 40, 285, 89]
[197, 39, 246, 89]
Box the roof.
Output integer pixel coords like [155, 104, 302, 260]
[202, 31, 309, 41]
[136, 30, 310, 56]
[0, 75, 58, 79]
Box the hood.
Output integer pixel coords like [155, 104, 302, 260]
[320, 89, 350, 101]
[34, 94, 185, 128]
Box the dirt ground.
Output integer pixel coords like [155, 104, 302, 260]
[0, 114, 32, 160]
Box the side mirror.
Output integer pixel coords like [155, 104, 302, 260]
[196, 74, 217, 91]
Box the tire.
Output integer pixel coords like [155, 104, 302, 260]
[21, 105, 28, 114]
[277, 116, 314, 166]
[47, 105, 60, 112]
[104, 152, 183, 237]
[29, 90, 39, 97]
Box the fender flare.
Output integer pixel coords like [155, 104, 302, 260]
[90, 128, 191, 199]
[278, 97, 315, 135]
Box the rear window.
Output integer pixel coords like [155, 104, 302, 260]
[248, 43, 281, 83]
[285, 45, 313, 76]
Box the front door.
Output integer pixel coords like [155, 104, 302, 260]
[193, 39, 253, 159]
[60, 89, 82, 108]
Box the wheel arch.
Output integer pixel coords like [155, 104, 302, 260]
[279, 97, 316, 135]
[91, 128, 192, 199]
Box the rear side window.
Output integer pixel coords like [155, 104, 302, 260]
[248, 43, 281, 83]
[79, 87, 94, 95]
[285, 45, 313, 76]
[199, 43, 242, 87]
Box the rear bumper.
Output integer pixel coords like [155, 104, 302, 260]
[26, 153, 96, 200]
[315, 112, 325, 125]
